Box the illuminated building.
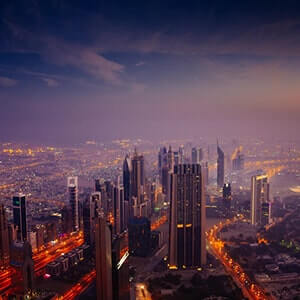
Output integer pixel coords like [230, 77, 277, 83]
[131, 149, 144, 211]
[83, 192, 101, 247]
[217, 144, 225, 187]
[128, 217, 151, 257]
[169, 164, 206, 269]
[222, 183, 232, 211]
[68, 176, 79, 232]
[0, 204, 10, 267]
[112, 232, 130, 300]
[203, 161, 209, 186]
[13, 194, 27, 241]
[95, 217, 113, 300]
[251, 174, 270, 227]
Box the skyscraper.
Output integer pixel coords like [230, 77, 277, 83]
[123, 155, 132, 219]
[68, 176, 79, 232]
[251, 175, 270, 227]
[222, 183, 232, 212]
[0, 204, 10, 266]
[83, 192, 101, 246]
[95, 217, 113, 300]
[13, 194, 27, 241]
[191, 147, 203, 164]
[128, 217, 151, 257]
[169, 164, 206, 269]
[217, 144, 225, 188]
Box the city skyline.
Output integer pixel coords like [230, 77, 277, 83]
[1, 1, 300, 144]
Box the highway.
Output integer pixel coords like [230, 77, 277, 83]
[207, 217, 271, 300]
[0, 231, 84, 295]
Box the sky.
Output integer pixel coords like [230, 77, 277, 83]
[1, 0, 300, 145]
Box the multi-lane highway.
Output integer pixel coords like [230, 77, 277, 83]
[207, 217, 271, 300]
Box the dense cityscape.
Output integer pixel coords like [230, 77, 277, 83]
[0, 138, 299, 299]
[1, 1, 300, 299]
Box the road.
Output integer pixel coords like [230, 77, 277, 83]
[207, 217, 271, 300]
[0, 231, 84, 295]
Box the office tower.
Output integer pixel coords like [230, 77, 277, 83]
[83, 192, 101, 246]
[68, 176, 79, 232]
[217, 144, 225, 188]
[169, 164, 206, 269]
[222, 183, 232, 211]
[112, 232, 130, 300]
[46, 222, 57, 242]
[123, 155, 132, 220]
[13, 194, 27, 241]
[203, 162, 209, 186]
[232, 150, 245, 171]
[191, 147, 203, 164]
[61, 205, 72, 234]
[128, 217, 151, 257]
[251, 175, 270, 227]
[173, 151, 179, 166]
[10, 241, 34, 294]
[95, 217, 113, 300]
[167, 146, 174, 171]
[0, 204, 10, 266]
[131, 149, 145, 215]
[179, 146, 184, 164]
[158, 147, 167, 180]
[29, 231, 37, 251]
[34, 224, 45, 250]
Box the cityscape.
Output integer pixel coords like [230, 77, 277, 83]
[1, 1, 300, 300]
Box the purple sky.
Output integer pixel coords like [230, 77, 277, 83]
[1, 1, 300, 144]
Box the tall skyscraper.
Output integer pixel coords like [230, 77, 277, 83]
[112, 232, 130, 300]
[0, 204, 10, 266]
[123, 155, 132, 218]
[95, 217, 113, 300]
[217, 144, 225, 188]
[128, 217, 151, 257]
[222, 183, 232, 211]
[13, 194, 27, 241]
[191, 147, 203, 164]
[68, 176, 79, 232]
[251, 175, 270, 227]
[83, 192, 101, 246]
[169, 164, 206, 269]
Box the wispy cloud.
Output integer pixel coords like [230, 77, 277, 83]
[42, 78, 59, 87]
[0, 76, 17, 87]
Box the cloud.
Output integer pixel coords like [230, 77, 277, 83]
[135, 61, 145, 67]
[0, 76, 17, 87]
[42, 78, 59, 87]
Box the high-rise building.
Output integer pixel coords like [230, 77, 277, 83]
[61, 205, 72, 234]
[251, 175, 270, 227]
[217, 144, 225, 188]
[222, 183, 232, 211]
[128, 217, 151, 257]
[112, 232, 130, 300]
[191, 147, 203, 164]
[203, 161, 209, 186]
[0, 204, 10, 266]
[123, 156, 132, 221]
[95, 217, 113, 300]
[13, 194, 27, 241]
[169, 164, 206, 269]
[131, 149, 144, 207]
[83, 192, 101, 247]
[10, 241, 34, 294]
[232, 150, 245, 171]
[68, 177, 79, 232]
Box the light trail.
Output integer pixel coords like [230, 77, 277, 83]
[207, 217, 271, 300]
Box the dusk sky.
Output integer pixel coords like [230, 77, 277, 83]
[1, 0, 300, 144]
